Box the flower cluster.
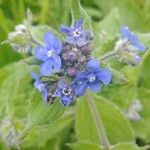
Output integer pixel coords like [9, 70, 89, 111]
[32, 19, 112, 106]
[8, 24, 31, 53]
[115, 26, 146, 65]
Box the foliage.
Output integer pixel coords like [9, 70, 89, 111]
[0, 0, 150, 150]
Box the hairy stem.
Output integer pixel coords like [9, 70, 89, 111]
[85, 90, 110, 150]
[99, 50, 119, 61]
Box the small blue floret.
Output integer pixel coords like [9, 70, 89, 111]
[120, 26, 146, 52]
[60, 19, 93, 47]
[54, 79, 76, 106]
[35, 32, 62, 76]
[74, 59, 112, 97]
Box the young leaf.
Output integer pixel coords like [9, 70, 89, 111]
[76, 94, 134, 145]
[69, 0, 92, 30]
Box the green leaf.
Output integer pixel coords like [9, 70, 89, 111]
[109, 69, 127, 85]
[131, 50, 150, 143]
[76, 94, 134, 145]
[94, 0, 148, 32]
[27, 91, 65, 128]
[139, 50, 150, 89]
[19, 56, 40, 66]
[110, 143, 141, 150]
[23, 111, 74, 148]
[0, 63, 32, 121]
[131, 88, 150, 143]
[100, 66, 140, 109]
[98, 8, 121, 36]
[0, 63, 33, 147]
[0, 62, 65, 146]
[70, 0, 92, 30]
[93, 36, 118, 58]
[68, 141, 101, 150]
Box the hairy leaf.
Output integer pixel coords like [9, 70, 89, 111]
[76, 94, 134, 145]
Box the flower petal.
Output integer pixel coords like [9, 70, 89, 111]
[96, 69, 112, 85]
[52, 55, 61, 71]
[74, 71, 88, 81]
[134, 43, 146, 52]
[61, 96, 73, 106]
[44, 32, 62, 54]
[40, 59, 53, 76]
[76, 30, 92, 47]
[53, 89, 62, 98]
[74, 19, 83, 29]
[75, 80, 88, 97]
[31, 72, 42, 89]
[120, 26, 130, 39]
[60, 25, 72, 36]
[87, 59, 100, 72]
[129, 32, 139, 45]
[31, 72, 39, 81]
[41, 87, 48, 103]
[35, 46, 48, 61]
[89, 81, 101, 92]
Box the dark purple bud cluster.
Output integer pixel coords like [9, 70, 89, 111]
[61, 42, 92, 77]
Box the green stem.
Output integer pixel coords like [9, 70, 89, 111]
[99, 50, 119, 61]
[85, 90, 110, 150]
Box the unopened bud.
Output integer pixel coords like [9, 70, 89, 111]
[78, 55, 86, 63]
[118, 51, 141, 66]
[67, 67, 77, 77]
[80, 44, 91, 54]
[67, 51, 78, 62]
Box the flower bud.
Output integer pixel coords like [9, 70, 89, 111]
[78, 55, 86, 63]
[67, 51, 78, 62]
[118, 51, 141, 66]
[67, 67, 77, 77]
[80, 44, 91, 54]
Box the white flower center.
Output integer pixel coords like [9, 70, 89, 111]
[47, 50, 53, 57]
[73, 29, 81, 37]
[63, 88, 72, 96]
[88, 75, 96, 83]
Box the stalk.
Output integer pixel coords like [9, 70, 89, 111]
[85, 90, 110, 150]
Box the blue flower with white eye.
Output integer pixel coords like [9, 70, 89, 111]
[74, 59, 112, 97]
[54, 80, 75, 106]
[35, 32, 62, 76]
[120, 26, 146, 52]
[60, 19, 93, 47]
[31, 72, 48, 103]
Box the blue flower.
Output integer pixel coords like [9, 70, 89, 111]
[35, 32, 62, 76]
[54, 80, 75, 106]
[120, 26, 146, 52]
[32, 72, 48, 103]
[60, 19, 93, 47]
[74, 59, 112, 97]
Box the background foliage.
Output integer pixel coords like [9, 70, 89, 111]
[0, 0, 150, 150]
